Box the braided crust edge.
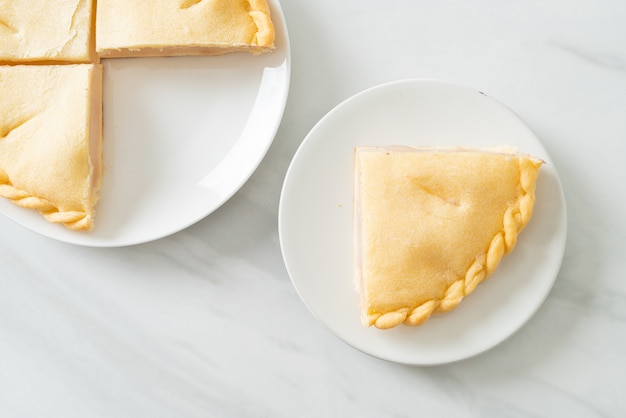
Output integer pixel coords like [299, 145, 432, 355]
[368, 159, 541, 330]
[247, 0, 275, 49]
[0, 171, 92, 231]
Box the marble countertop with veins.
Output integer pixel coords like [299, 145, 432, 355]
[1, 1, 625, 416]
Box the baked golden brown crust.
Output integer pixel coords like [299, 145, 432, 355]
[0, 0, 95, 64]
[96, 0, 275, 58]
[0, 64, 103, 231]
[354, 146, 542, 329]
[1, 1, 274, 232]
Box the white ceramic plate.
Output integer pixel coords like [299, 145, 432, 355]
[0, 0, 290, 247]
[279, 79, 567, 365]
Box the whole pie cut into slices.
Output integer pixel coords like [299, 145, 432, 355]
[96, 0, 275, 58]
[354, 146, 543, 329]
[0, 0, 95, 64]
[0, 64, 103, 231]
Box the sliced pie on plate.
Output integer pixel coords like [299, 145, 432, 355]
[0, 0, 95, 63]
[354, 146, 543, 329]
[0, 64, 103, 231]
[96, 0, 275, 58]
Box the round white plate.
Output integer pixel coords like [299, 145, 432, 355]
[0, 0, 290, 247]
[279, 79, 567, 365]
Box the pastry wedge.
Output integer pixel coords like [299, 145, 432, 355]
[0, 64, 103, 231]
[354, 146, 542, 329]
[0, 0, 95, 64]
[96, 0, 275, 58]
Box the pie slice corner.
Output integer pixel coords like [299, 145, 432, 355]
[354, 146, 543, 330]
[0, 0, 96, 64]
[95, 0, 276, 58]
[0, 63, 103, 231]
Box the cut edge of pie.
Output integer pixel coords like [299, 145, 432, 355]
[0, 64, 103, 231]
[95, 0, 276, 58]
[354, 146, 543, 330]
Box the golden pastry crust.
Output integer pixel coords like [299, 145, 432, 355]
[0, 0, 95, 64]
[96, 0, 275, 58]
[354, 146, 543, 329]
[0, 64, 103, 231]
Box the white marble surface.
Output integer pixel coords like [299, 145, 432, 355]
[1, 1, 625, 416]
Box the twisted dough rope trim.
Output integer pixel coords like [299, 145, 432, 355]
[0, 170, 91, 231]
[368, 159, 541, 330]
[247, 0, 275, 48]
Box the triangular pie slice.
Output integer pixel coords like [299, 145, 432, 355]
[0, 0, 95, 64]
[0, 64, 103, 231]
[95, 0, 275, 58]
[354, 146, 543, 329]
